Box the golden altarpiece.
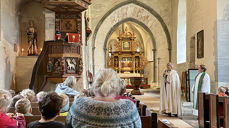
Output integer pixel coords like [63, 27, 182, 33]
[107, 28, 148, 85]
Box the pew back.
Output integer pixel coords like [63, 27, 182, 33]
[209, 94, 219, 128]
[25, 116, 66, 125]
[198, 92, 205, 128]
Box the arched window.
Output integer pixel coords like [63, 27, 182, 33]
[177, 0, 187, 64]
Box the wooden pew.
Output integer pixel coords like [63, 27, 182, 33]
[198, 93, 225, 128]
[141, 109, 157, 128]
[158, 119, 177, 128]
[135, 99, 157, 128]
[198, 92, 205, 128]
[198, 92, 210, 128]
[209, 94, 219, 128]
[31, 102, 39, 108]
[218, 96, 225, 127]
[224, 97, 229, 128]
[32, 107, 41, 115]
[25, 116, 66, 124]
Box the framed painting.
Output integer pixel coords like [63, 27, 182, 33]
[197, 30, 204, 58]
[122, 41, 130, 50]
[60, 19, 77, 32]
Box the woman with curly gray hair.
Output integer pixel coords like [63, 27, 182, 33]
[66, 69, 141, 128]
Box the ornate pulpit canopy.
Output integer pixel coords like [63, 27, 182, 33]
[41, 0, 91, 13]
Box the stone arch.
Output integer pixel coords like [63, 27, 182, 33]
[103, 18, 157, 82]
[92, 0, 172, 62]
[92, 1, 171, 83]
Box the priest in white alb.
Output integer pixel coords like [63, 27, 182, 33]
[192, 64, 210, 116]
[160, 63, 182, 117]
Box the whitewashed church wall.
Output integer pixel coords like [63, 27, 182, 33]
[216, 0, 229, 89]
[185, 0, 217, 93]
[0, 0, 22, 89]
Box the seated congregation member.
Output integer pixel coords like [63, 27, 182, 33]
[15, 98, 33, 116]
[0, 89, 26, 128]
[66, 69, 141, 128]
[55, 76, 79, 96]
[58, 93, 69, 116]
[20, 89, 36, 102]
[27, 92, 64, 128]
[115, 79, 136, 104]
[218, 86, 228, 97]
[36, 91, 47, 102]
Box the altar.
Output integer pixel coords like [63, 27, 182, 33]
[107, 28, 148, 88]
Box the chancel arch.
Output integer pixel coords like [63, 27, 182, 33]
[104, 19, 156, 85]
[92, 2, 172, 87]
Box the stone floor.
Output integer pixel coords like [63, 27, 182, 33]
[127, 89, 199, 128]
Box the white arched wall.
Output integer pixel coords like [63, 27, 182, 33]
[93, 4, 169, 83]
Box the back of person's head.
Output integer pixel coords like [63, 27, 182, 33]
[20, 89, 35, 102]
[58, 93, 69, 112]
[63, 76, 77, 88]
[0, 89, 12, 113]
[36, 91, 47, 102]
[15, 98, 31, 114]
[92, 68, 123, 97]
[39, 92, 63, 120]
[10, 94, 23, 108]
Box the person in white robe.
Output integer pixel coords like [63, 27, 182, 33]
[160, 63, 182, 117]
[192, 64, 210, 116]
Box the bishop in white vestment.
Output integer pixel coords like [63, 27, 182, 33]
[192, 64, 210, 116]
[160, 63, 182, 116]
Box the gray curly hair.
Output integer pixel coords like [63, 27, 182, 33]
[92, 69, 123, 97]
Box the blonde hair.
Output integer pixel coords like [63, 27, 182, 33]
[58, 93, 69, 108]
[64, 76, 77, 88]
[36, 91, 47, 102]
[0, 89, 12, 113]
[20, 89, 35, 102]
[15, 98, 31, 114]
[92, 69, 123, 97]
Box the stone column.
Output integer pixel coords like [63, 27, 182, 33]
[82, 11, 88, 89]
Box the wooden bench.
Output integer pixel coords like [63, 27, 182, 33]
[140, 109, 157, 128]
[134, 98, 158, 128]
[31, 102, 39, 108]
[158, 119, 177, 128]
[25, 116, 66, 124]
[198, 92, 227, 128]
